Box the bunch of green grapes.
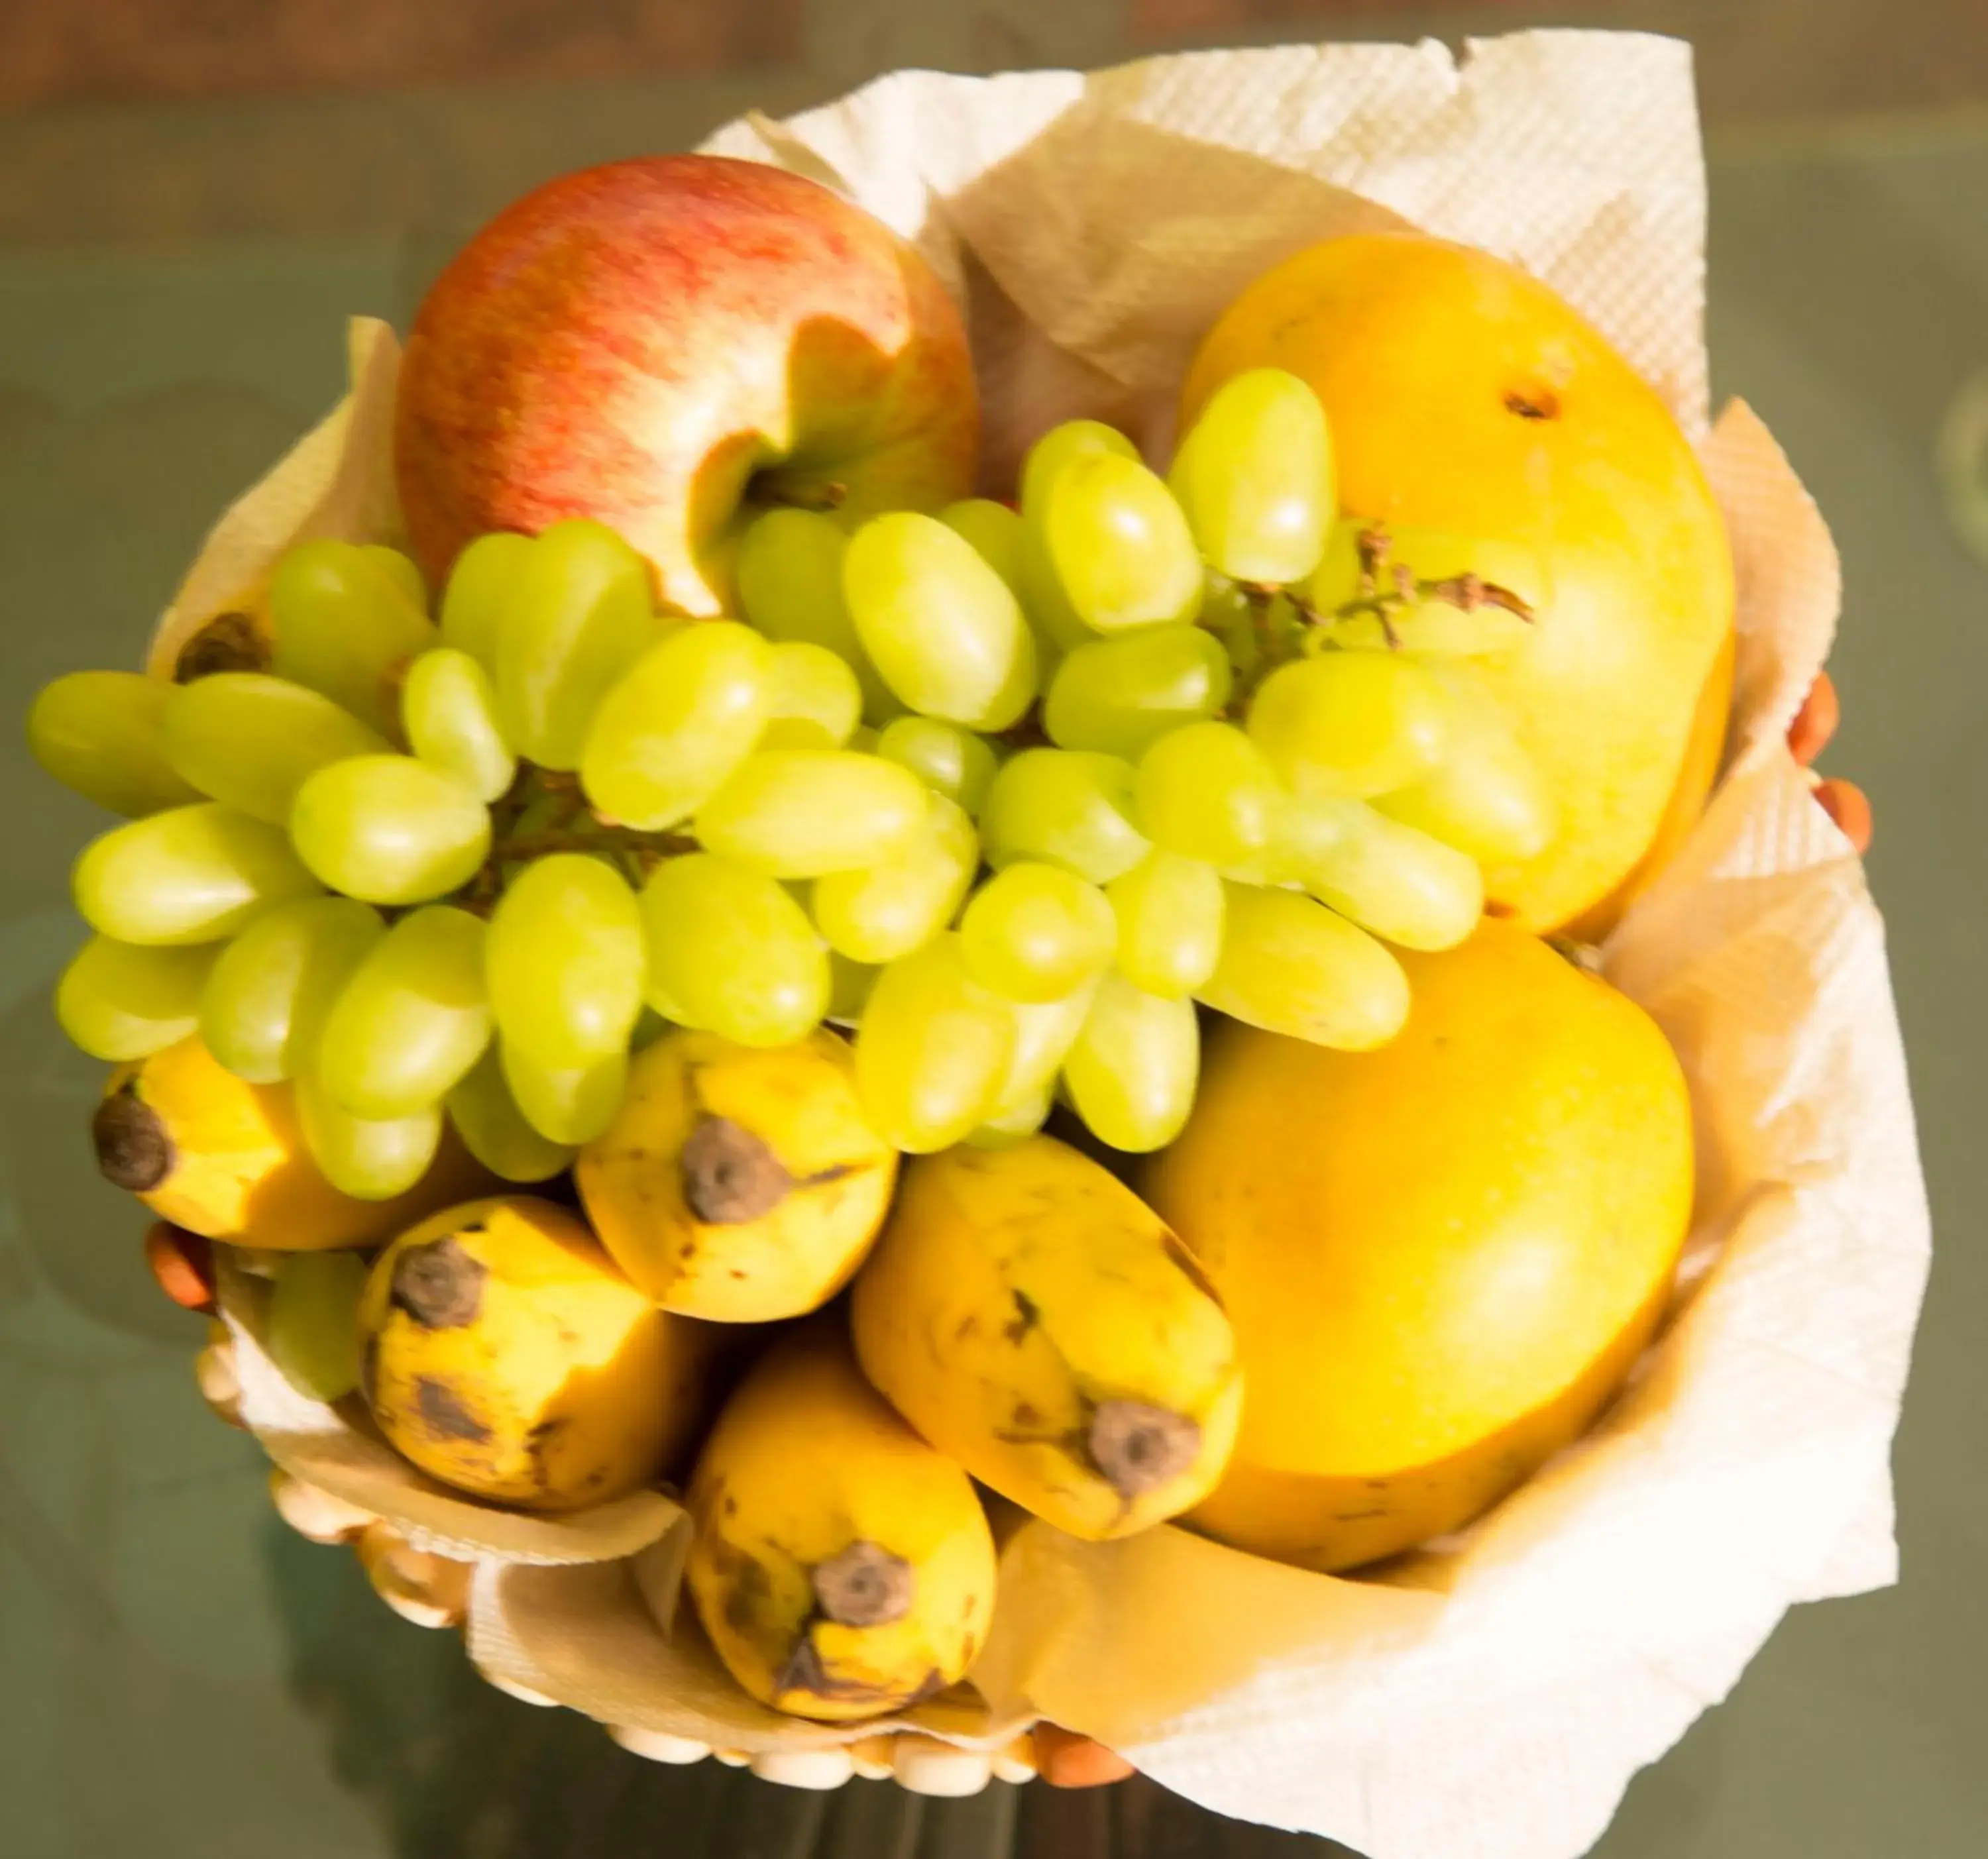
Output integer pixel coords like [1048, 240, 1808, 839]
[824, 373, 1553, 1156]
[30, 368, 1552, 1176]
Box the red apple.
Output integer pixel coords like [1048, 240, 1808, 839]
[394, 154, 979, 616]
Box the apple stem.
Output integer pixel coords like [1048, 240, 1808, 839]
[753, 476, 848, 514]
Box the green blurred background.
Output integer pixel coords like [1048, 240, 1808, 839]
[2, 3, 1983, 1854]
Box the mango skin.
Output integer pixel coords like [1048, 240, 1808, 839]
[1182, 232, 1736, 935]
[685, 1318, 997, 1723]
[99, 1035, 493, 1249]
[359, 1196, 712, 1511]
[852, 1137, 1242, 1542]
[1143, 919, 1693, 1572]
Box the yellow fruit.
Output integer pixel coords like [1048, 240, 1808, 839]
[685, 1317, 996, 1723]
[851, 1137, 1241, 1542]
[1143, 918, 1692, 1572]
[1182, 233, 1736, 934]
[576, 1027, 897, 1322]
[93, 1034, 492, 1249]
[359, 1196, 712, 1510]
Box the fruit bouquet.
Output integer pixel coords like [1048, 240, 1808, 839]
[26, 29, 1928, 1859]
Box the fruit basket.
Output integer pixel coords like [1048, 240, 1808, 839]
[32, 29, 1928, 1859]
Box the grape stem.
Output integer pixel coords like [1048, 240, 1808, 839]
[449, 769, 693, 912]
[1222, 525, 1535, 714]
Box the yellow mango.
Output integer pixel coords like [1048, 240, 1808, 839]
[1182, 232, 1735, 934]
[1144, 919, 1692, 1571]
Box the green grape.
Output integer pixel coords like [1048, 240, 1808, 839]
[28, 671, 201, 816]
[580, 621, 770, 830]
[854, 933, 1015, 1153]
[958, 862, 1116, 1003]
[1278, 793, 1484, 951]
[56, 937, 218, 1061]
[495, 518, 659, 771]
[966, 1084, 1053, 1148]
[1169, 368, 1334, 587]
[268, 539, 436, 734]
[446, 1046, 575, 1183]
[1200, 882, 1409, 1051]
[402, 647, 516, 803]
[826, 951, 881, 1026]
[1019, 419, 1140, 513]
[640, 853, 828, 1047]
[266, 1251, 369, 1403]
[1106, 850, 1224, 998]
[294, 1072, 443, 1199]
[289, 755, 490, 905]
[362, 546, 428, 613]
[874, 716, 998, 817]
[989, 984, 1095, 1116]
[736, 508, 895, 723]
[844, 512, 1037, 731]
[811, 794, 977, 965]
[1246, 652, 1450, 798]
[162, 672, 390, 823]
[1306, 521, 1545, 655]
[979, 749, 1149, 884]
[75, 802, 321, 945]
[199, 895, 384, 1082]
[1041, 451, 1202, 635]
[1017, 519, 1096, 655]
[1133, 721, 1281, 867]
[1375, 666, 1557, 864]
[440, 531, 532, 669]
[500, 1039, 626, 1147]
[1044, 625, 1232, 759]
[1062, 972, 1198, 1153]
[938, 499, 1028, 600]
[315, 906, 492, 1119]
[486, 853, 644, 1067]
[759, 639, 861, 751]
[694, 749, 928, 879]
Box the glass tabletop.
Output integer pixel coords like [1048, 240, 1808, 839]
[3, 7, 1985, 1856]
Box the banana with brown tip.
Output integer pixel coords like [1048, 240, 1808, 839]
[359, 1196, 713, 1509]
[686, 1318, 996, 1721]
[577, 1027, 896, 1322]
[851, 1135, 1242, 1540]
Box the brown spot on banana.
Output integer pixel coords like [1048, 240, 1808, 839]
[1002, 1289, 1040, 1345]
[774, 1632, 896, 1704]
[414, 1376, 492, 1444]
[174, 610, 268, 681]
[1087, 1400, 1201, 1497]
[390, 1238, 486, 1329]
[93, 1088, 173, 1192]
[811, 1540, 915, 1627]
[681, 1117, 791, 1224]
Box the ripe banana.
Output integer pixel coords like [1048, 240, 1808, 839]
[851, 1136, 1242, 1540]
[577, 1027, 896, 1322]
[359, 1196, 713, 1509]
[685, 1317, 996, 1722]
[95, 1034, 492, 1248]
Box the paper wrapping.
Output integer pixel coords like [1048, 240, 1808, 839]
[173, 29, 1931, 1859]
